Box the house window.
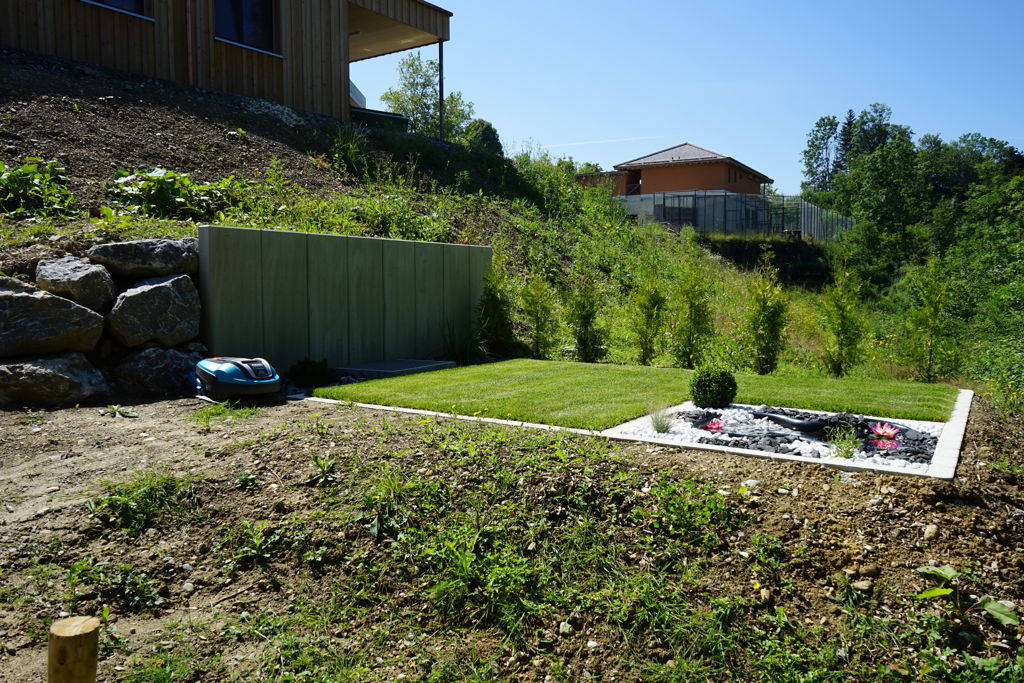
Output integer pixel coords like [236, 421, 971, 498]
[215, 0, 279, 54]
[81, 0, 152, 18]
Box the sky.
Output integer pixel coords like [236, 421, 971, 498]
[350, 0, 1024, 195]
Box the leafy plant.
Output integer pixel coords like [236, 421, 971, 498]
[826, 426, 860, 459]
[0, 157, 76, 216]
[232, 520, 283, 569]
[629, 274, 667, 366]
[188, 401, 261, 432]
[107, 167, 243, 219]
[308, 453, 340, 487]
[915, 564, 1020, 626]
[690, 366, 738, 409]
[744, 251, 788, 375]
[820, 267, 866, 377]
[67, 555, 164, 611]
[520, 275, 558, 359]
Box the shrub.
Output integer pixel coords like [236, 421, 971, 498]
[900, 257, 960, 382]
[629, 275, 667, 366]
[108, 168, 243, 219]
[820, 267, 866, 377]
[690, 366, 737, 408]
[0, 157, 76, 216]
[744, 252, 788, 375]
[563, 256, 606, 362]
[475, 270, 525, 358]
[668, 262, 715, 369]
[520, 276, 558, 359]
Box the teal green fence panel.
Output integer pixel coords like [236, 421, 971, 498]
[199, 226, 491, 372]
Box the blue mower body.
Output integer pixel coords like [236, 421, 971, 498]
[194, 357, 281, 401]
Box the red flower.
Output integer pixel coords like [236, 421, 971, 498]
[705, 420, 724, 432]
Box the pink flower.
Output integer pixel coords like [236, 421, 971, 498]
[705, 420, 724, 432]
[870, 422, 900, 439]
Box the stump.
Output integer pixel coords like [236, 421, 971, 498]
[48, 616, 100, 683]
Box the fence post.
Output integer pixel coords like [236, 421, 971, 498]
[48, 616, 100, 683]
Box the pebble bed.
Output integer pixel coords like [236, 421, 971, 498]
[604, 402, 945, 473]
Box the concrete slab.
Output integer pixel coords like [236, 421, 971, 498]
[334, 358, 456, 379]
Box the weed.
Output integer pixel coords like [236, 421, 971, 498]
[188, 401, 260, 431]
[308, 453, 340, 487]
[827, 426, 860, 459]
[0, 158, 76, 216]
[99, 404, 138, 418]
[235, 471, 261, 490]
[88, 469, 199, 533]
[67, 555, 164, 611]
[107, 167, 244, 220]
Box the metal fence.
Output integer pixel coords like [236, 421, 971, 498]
[199, 226, 491, 372]
[624, 191, 854, 242]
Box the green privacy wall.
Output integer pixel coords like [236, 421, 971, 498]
[198, 225, 492, 371]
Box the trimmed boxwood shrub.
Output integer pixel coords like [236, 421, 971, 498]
[690, 366, 737, 408]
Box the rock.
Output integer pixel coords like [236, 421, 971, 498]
[35, 256, 117, 313]
[741, 479, 760, 489]
[182, 582, 196, 595]
[107, 275, 200, 347]
[0, 277, 104, 357]
[923, 524, 939, 541]
[110, 347, 202, 397]
[558, 621, 573, 636]
[859, 564, 880, 578]
[86, 238, 199, 278]
[0, 353, 108, 407]
[586, 640, 600, 649]
[852, 579, 874, 591]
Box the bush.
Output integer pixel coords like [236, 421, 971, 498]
[690, 366, 737, 408]
[521, 276, 558, 359]
[820, 267, 866, 377]
[668, 262, 715, 369]
[475, 270, 525, 358]
[0, 157, 76, 216]
[629, 275, 667, 366]
[744, 252, 788, 375]
[900, 257, 960, 382]
[563, 256, 606, 363]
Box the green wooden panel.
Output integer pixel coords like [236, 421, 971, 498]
[443, 244, 471, 354]
[259, 229, 309, 372]
[307, 233, 349, 366]
[198, 225, 263, 358]
[347, 236, 384, 364]
[414, 241, 445, 359]
[383, 239, 417, 359]
[467, 246, 492, 327]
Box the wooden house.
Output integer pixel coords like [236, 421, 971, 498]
[1, 0, 452, 120]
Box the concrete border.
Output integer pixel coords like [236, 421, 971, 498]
[297, 389, 974, 480]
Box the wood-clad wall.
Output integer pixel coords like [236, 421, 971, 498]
[1, 0, 448, 120]
[350, 0, 450, 40]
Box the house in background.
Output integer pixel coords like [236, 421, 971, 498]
[577, 142, 773, 197]
[1, 0, 451, 123]
[577, 142, 852, 241]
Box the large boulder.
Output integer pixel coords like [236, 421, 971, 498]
[111, 347, 203, 398]
[86, 237, 199, 278]
[35, 256, 117, 313]
[0, 352, 108, 407]
[0, 277, 104, 358]
[107, 275, 200, 347]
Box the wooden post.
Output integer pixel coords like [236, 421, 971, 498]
[48, 616, 100, 683]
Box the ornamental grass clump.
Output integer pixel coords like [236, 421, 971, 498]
[689, 366, 738, 409]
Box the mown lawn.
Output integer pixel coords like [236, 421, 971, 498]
[313, 359, 959, 430]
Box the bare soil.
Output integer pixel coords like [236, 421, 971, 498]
[0, 395, 1022, 680]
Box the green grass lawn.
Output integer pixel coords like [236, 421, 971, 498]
[312, 359, 959, 430]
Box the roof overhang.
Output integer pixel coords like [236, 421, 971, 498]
[614, 157, 773, 184]
[348, 0, 452, 62]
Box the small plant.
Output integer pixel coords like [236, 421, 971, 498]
[232, 520, 282, 569]
[915, 564, 1020, 626]
[99, 404, 138, 418]
[331, 124, 371, 179]
[744, 251, 788, 375]
[649, 405, 672, 434]
[820, 267, 866, 377]
[235, 471, 261, 490]
[188, 401, 260, 432]
[826, 426, 860, 459]
[0, 157, 76, 216]
[629, 274, 667, 366]
[308, 453, 340, 487]
[88, 469, 199, 533]
[689, 366, 738, 409]
[520, 275, 558, 360]
[67, 555, 164, 611]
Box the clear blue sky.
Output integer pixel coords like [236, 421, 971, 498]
[350, 0, 1024, 194]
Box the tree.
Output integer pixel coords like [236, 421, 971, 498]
[834, 109, 855, 174]
[380, 52, 474, 140]
[801, 115, 839, 192]
[463, 118, 503, 155]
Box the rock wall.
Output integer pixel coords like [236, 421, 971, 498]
[0, 238, 205, 407]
